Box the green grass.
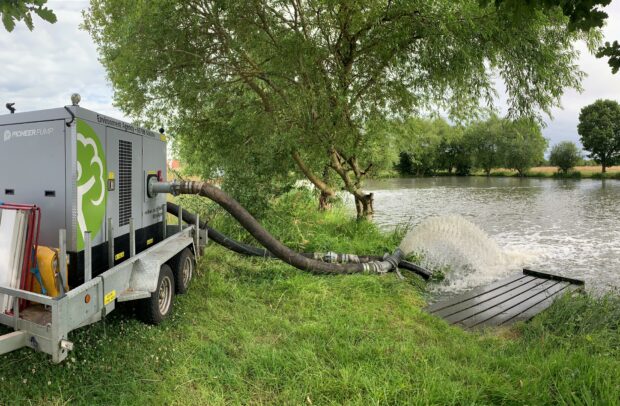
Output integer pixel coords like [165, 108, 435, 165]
[474, 166, 620, 179]
[591, 172, 620, 180]
[552, 171, 583, 179]
[1, 191, 619, 405]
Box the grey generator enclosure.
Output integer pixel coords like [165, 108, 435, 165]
[1, 106, 168, 286]
[0, 103, 203, 362]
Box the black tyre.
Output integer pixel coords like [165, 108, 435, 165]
[172, 248, 194, 294]
[138, 264, 175, 325]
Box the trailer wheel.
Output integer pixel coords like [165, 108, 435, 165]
[173, 248, 194, 294]
[138, 264, 175, 325]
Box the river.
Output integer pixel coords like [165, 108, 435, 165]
[360, 177, 620, 293]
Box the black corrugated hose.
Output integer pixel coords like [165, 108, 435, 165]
[167, 182, 431, 279]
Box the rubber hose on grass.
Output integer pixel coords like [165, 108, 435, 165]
[173, 181, 404, 275]
[166, 202, 431, 279]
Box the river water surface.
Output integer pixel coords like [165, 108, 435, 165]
[360, 177, 620, 293]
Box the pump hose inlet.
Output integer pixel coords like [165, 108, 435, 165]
[169, 181, 431, 278]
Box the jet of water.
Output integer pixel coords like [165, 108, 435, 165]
[399, 215, 533, 293]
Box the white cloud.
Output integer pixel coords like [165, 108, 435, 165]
[0, 0, 124, 119]
[1, 0, 619, 150]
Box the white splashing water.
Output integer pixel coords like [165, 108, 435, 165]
[399, 215, 534, 293]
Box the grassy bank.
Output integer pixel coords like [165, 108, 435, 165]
[481, 166, 620, 179]
[377, 166, 620, 180]
[1, 191, 619, 404]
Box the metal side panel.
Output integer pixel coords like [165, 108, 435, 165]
[98, 228, 194, 304]
[128, 233, 194, 293]
[142, 136, 167, 228]
[0, 119, 67, 247]
[62, 277, 103, 330]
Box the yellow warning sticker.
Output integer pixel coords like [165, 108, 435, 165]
[104, 290, 116, 305]
[115, 251, 125, 261]
[146, 238, 154, 246]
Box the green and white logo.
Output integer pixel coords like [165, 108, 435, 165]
[76, 119, 107, 250]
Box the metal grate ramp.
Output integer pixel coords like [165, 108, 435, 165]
[426, 269, 584, 329]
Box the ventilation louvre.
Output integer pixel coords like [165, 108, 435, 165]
[118, 140, 132, 227]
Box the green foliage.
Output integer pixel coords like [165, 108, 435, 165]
[500, 118, 548, 176]
[84, 0, 594, 213]
[481, 0, 611, 32]
[391, 117, 454, 176]
[597, 40, 620, 74]
[465, 115, 505, 175]
[392, 115, 547, 177]
[395, 151, 415, 176]
[578, 99, 620, 172]
[553, 170, 582, 179]
[591, 171, 620, 180]
[0, 0, 56, 31]
[483, 0, 619, 73]
[549, 141, 582, 173]
[435, 123, 471, 175]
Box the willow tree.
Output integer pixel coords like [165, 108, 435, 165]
[85, 0, 595, 219]
[465, 115, 505, 176]
[500, 119, 548, 176]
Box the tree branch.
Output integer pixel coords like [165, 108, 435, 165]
[292, 150, 336, 197]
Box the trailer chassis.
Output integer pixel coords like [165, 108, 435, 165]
[0, 209, 205, 363]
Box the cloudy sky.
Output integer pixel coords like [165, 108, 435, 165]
[1, 0, 619, 149]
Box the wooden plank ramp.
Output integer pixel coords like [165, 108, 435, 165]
[426, 269, 584, 329]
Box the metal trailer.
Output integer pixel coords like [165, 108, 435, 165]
[0, 99, 205, 362]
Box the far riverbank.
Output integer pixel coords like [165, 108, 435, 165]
[377, 165, 620, 179]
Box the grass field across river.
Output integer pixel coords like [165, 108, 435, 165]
[482, 166, 620, 178]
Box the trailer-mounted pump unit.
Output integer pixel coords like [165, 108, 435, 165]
[0, 99, 205, 362]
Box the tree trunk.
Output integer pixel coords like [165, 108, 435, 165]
[319, 191, 332, 211]
[318, 166, 333, 211]
[328, 148, 374, 220]
[354, 193, 374, 221]
[602, 160, 607, 173]
[292, 150, 336, 208]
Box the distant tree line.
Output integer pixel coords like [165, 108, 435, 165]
[388, 98, 620, 177]
[386, 116, 548, 177]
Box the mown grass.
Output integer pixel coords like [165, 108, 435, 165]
[1, 191, 619, 405]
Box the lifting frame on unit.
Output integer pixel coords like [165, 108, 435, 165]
[0, 206, 207, 363]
